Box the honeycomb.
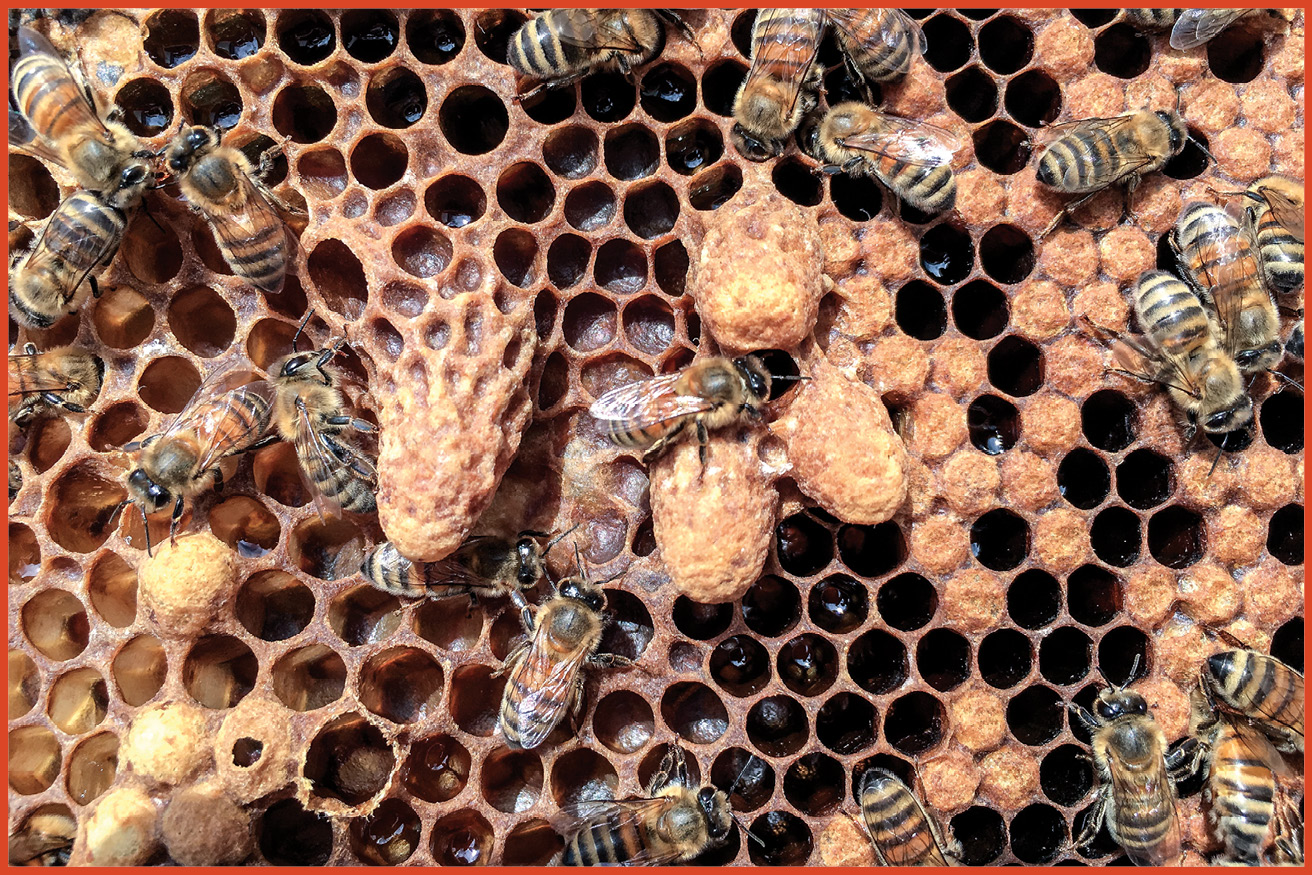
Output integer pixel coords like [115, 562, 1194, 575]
[6, 7, 1305, 866]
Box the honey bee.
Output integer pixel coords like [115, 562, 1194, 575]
[8, 343, 104, 427]
[1270, 794, 1305, 866]
[1172, 201, 1282, 375]
[1169, 9, 1286, 50]
[498, 551, 630, 749]
[164, 125, 290, 294]
[858, 768, 959, 866]
[826, 9, 927, 83]
[1097, 270, 1252, 438]
[268, 322, 377, 516]
[1122, 9, 1179, 31]
[1192, 709, 1289, 866]
[1035, 109, 1190, 237]
[1203, 648, 1304, 754]
[816, 101, 960, 213]
[7, 809, 75, 866]
[507, 9, 689, 103]
[1286, 319, 1304, 362]
[125, 362, 275, 554]
[1069, 676, 1190, 866]
[1238, 176, 1304, 297]
[731, 8, 826, 160]
[9, 26, 153, 202]
[558, 745, 734, 865]
[9, 459, 22, 502]
[588, 355, 773, 467]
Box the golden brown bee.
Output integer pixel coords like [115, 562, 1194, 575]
[1270, 794, 1305, 866]
[1098, 270, 1252, 437]
[1192, 711, 1288, 866]
[1286, 319, 1304, 362]
[589, 355, 773, 467]
[826, 9, 926, 83]
[816, 101, 960, 213]
[559, 745, 734, 865]
[1172, 201, 1282, 375]
[165, 125, 289, 294]
[1035, 109, 1190, 236]
[1122, 9, 1179, 30]
[1169, 8, 1287, 50]
[731, 8, 826, 160]
[9, 458, 22, 502]
[125, 362, 275, 553]
[8, 343, 104, 427]
[1242, 176, 1304, 297]
[268, 323, 377, 516]
[498, 553, 629, 749]
[508, 9, 688, 102]
[858, 768, 959, 866]
[9, 26, 153, 203]
[1203, 649, 1304, 754]
[8, 808, 75, 866]
[1070, 680, 1188, 866]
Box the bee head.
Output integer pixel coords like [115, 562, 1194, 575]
[734, 355, 772, 404]
[558, 577, 604, 613]
[697, 787, 734, 841]
[1235, 341, 1284, 373]
[1095, 688, 1148, 722]
[168, 126, 215, 171]
[276, 350, 329, 385]
[127, 468, 171, 510]
[729, 123, 780, 162]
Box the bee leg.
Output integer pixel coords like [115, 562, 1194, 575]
[1074, 789, 1110, 851]
[1068, 701, 1100, 735]
[88, 275, 101, 300]
[168, 496, 185, 544]
[514, 73, 584, 105]
[696, 419, 710, 471]
[589, 653, 634, 669]
[1166, 735, 1210, 783]
[41, 391, 85, 414]
[1121, 173, 1143, 229]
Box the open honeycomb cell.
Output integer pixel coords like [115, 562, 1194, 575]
[5, 7, 1305, 866]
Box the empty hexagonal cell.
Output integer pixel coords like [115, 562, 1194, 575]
[1268, 504, 1303, 566]
[448, 664, 505, 737]
[138, 356, 202, 415]
[251, 443, 310, 509]
[495, 162, 556, 225]
[806, 573, 867, 634]
[402, 734, 470, 803]
[580, 69, 637, 122]
[542, 126, 599, 179]
[348, 797, 420, 866]
[562, 292, 617, 352]
[350, 132, 409, 190]
[1098, 627, 1151, 689]
[115, 77, 174, 137]
[772, 156, 823, 206]
[848, 629, 909, 694]
[233, 570, 313, 642]
[836, 520, 905, 578]
[895, 281, 948, 341]
[9, 726, 61, 794]
[179, 69, 242, 130]
[10, 650, 39, 719]
[967, 394, 1019, 455]
[304, 712, 396, 807]
[1010, 803, 1068, 864]
[9, 523, 39, 585]
[306, 238, 367, 319]
[341, 9, 398, 63]
[701, 57, 746, 116]
[746, 695, 809, 757]
[876, 572, 937, 632]
[979, 627, 1034, 688]
[47, 667, 108, 734]
[440, 86, 509, 155]
[1082, 390, 1138, 452]
[1271, 618, 1303, 673]
[1260, 390, 1303, 453]
[778, 633, 839, 697]
[471, 8, 524, 62]
[359, 647, 443, 725]
[24, 416, 70, 474]
[748, 810, 812, 865]
[970, 508, 1030, 571]
[22, 589, 89, 661]
[184, 635, 257, 709]
[661, 681, 729, 745]
[8, 153, 58, 221]
[271, 644, 346, 711]
[520, 84, 576, 125]
[551, 746, 619, 808]
[973, 120, 1032, 175]
[167, 285, 237, 358]
[623, 181, 679, 239]
[709, 635, 770, 697]
[260, 798, 333, 865]
[917, 629, 972, 692]
[123, 207, 184, 283]
[709, 746, 774, 813]
[481, 745, 543, 814]
[653, 240, 690, 296]
[979, 15, 1033, 74]
[297, 147, 348, 200]
[1116, 449, 1175, 510]
[1146, 505, 1205, 569]
[328, 585, 403, 647]
[494, 228, 539, 287]
[272, 83, 336, 144]
[592, 690, 655, 755]
[617, 295, 674, 355]
[1038, 627, 1093, 686]
[563, 183, 616, 234]
[952, 806, 1008, 865]
[1095, 22, 1151, 78]
[689, 162, 744, 210]
[1066, 565, 1120, 627]
[772, 513, 831, 576]
[1007, 684, 1064, 745]
[1090, 506, 1142, 568]
[946, 66, 998, 123]
[782, 751, 845, 816]
[741, 576, 801, 638]
[672, 597, 733, 641]
[1041, 743, 1093, 809]
[988, 336, 1044, 397]
[112, 635, 167, 706]
[1005, 70, 1062, 128]
[93, 284, 155, 349]
[1058, 447, 1111, 509]
[84, 551, 136, 628]
[66, 730, 118, 805]
[289, 516, 367, 581]
[922, 12, 973, 71]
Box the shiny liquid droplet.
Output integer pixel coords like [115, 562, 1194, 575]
[440, 829, 483, 866]
[403, 738, 465, 801]
[237, 539, 268, 558]
[130, 100, 172, 135]
[440, 209, 472, 228]
[718, 640, 762, 684]
[288, 22, 333, 54]
[360, 807, 417, 865]
[383, 79, 426, 125]
[816, 582, 860, 631]
[780, 639, 830, 695]
[213, 16, 261, 59]
[207, 101, 243, 131]
[160, 42, 197, 66]
[345, 23, 397, 62]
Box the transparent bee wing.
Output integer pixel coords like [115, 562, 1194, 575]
[553, 798, 690, 866]
[1170, 8, 1248, 50]
[1260, 188, 1305, 243]
[837, 114, 961, 168]
[15, 27, 110, 138]
[292, 399, 345, 519]
[23, 194, 121, 307]
[1107, 755, 1182, 866]
[892, 10, 929, 54]
[551, 9, 643, 53]
[8, 110, 66, 167]
[192, 380, 276, 475]
[505, 632, 590, 749]
[588, 371, 714, 429]
[743, 9, 824, 117]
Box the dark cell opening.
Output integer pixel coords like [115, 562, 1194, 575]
[1206, 425, 1255, 454]
[747, 811, 812, 866]
[742, 576, 802, 639]
[115, 79, 174, 137]
[582, 71, 637, 123]
[922, 13, 973, 72]
[756, 349, 802, 401]
[661, 682, 729, 745]
[497, 162, 555, 224]
[1261, 390, 1303, 453]
[702, 60, 748, 117]
[710, 635, 772, 697]
[1007, 684, 1064, 745]
[968, 394, 1019, 455]
[1207, 20, 1267, 84]
[1005, 70, 1062, 128]
[672, 596, 733, 641]
[970, 509, 1030, 571]
[979, 15, 1033, 74]
[1267, 504, 1303, 566]
[775, 513, 834, 577]
[1271, 617, 1303, 673]
[979, 224, 1036, 283]
[1069, 684, 1102, 746]
[271, 84, 335, 144]
[783, 753, 845, 815]
[916, 629, 971, 692]
[493, 228, 538, 287]
[836, 521, 906, 578]
[1066, 565, 1120, 627]
[407, 9, 464, 65]
[973, 120, 1031, 175]
[1096, 626, 1149, 686]
[951, 807, 1007, 866]
[730, 9, 756, 57]
[978, 628, 1032, 688]
[823, 62, 879, 108]
[847, 629, 909, 695]
[351, 133, 407, 189]
[711, 747, 775, 811]
[144, 9, 199, 67]
[920, 223, 975, 286]
[1116, 449, 1174, 510]
[439, 86, 509, 155]
[1058, 448, 1111, 510]
[961, 8, 999, 19]
[817, 693, 878, 754]
[809, 573, 870, 634]
[665, 118, 725, 176]
[1090, 506, 1141, 567]
[946, 66, 999, 122]
[831, 174, 885, 222]
[653, 241, 689, 297]
[564, 181, 616, 232]
[1094, 23, 1150, 78]
[622, 295, 675, 355]
[1011, 803, 1068, 864]
[425, 175, 486, 229]
[1070, 9, 1116, 28]
[624, 182, 679, 239]
[260, 799, 333, 865]
[640, 63, 697, 122]
[472, 9, 525, 64]
[746, 695, 809, 757]
[181, 75, 242, 131]
[562, 292, 617, 353]
[1146, 505, 1204, 569]
[209, 10, 265, 60]
[1161, 127, 1211, 180]
[276, 10, 335, 65]
[877, 573, 937, 632]
[533, 290, 558, 340]
[896, 281, 948, 341]
[883, 690, 946, 754]
[1155, 228, 1178, 271]
[341, 9, 398, 63]
[778, 634, 839, 697]
[1072, 800, 1123, 859]
[689, 163, 743, 211]
[520, 87, 576, 125]
[594, 239, 647, 293]
[772, 158, 823, 207]
[1041, 744, 1093, 807]
[1010, 569, 1062, 632]
[1038, 627, 1093, 685]
[1082, 390, 1138, 451]
[953, 281, 1009, 341]
[543, 126, 599, 179]
[546, 234, 590, 289]
[604, 125, 659, 181]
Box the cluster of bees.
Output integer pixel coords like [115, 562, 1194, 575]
[5, 6, 1306, 868]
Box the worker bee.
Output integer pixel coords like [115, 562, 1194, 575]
[1172, 201, 1282, 375]
[8, 343, 104, 427]
[589, 355, 774, 467]
[507, 9, 689, 103]
[268, 321, 377, 516]
[8, 808, 75, 866]
[826, 9, 926, 83]
[1285, 319, 1304, 362]
[1069, 674, 1190, 866]
[125, 362, 275, 554]
[858, 768, 960, 866]
[360, 527, 575, 605]
[498, 550, 630, 749]
[1122, 9, 1179, 31]
[816, 101, 960, 213]
[558, 745, 734, 865]
[1169, 9, 1287, 50]
[1192, 709, 1289, 866]
[9, 26, 153, 202]
[731, 8, 826, 160]
[1240, 176, 1304, 297]
[1035, 109, 1191, 237]
[1097, 270, 1252, 438]
[1270, 794, 1305, 866]
[1203, 648, 1304, 754]
[164, 125, 290, 293]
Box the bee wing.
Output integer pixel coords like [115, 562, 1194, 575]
[7, 353, 73, 398]
[190, 380, 276, 474]
[551, 9, 645, 53]
[22, 196, 121, 304]
[743, 9, 824, 117]
[197, 171, 288, 283]
[1259, 188, 1305, 243]
[1040, 114, 1164, 188]
[553, 797, 692, 866]
[826, 9, 927, 56]
[588, 371, 716, 429]
[1107, 759, 1183, 866]
[836, 114, 961, 168]
[8, 110, 68, 167]
[15, 27, 110, 140]
[505, 633, 591, 750]
[1170, 8, 1248, 50]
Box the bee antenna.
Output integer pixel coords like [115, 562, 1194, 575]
[1265, 368, 1303, 391]
[770, 374, 810, 382]
[543, 523, 580, 558]
[1189, 135, 1217, 166]
[738, 817, 766, 848]
[291, 308, 317, 353]
[140, 504, 154, 558]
